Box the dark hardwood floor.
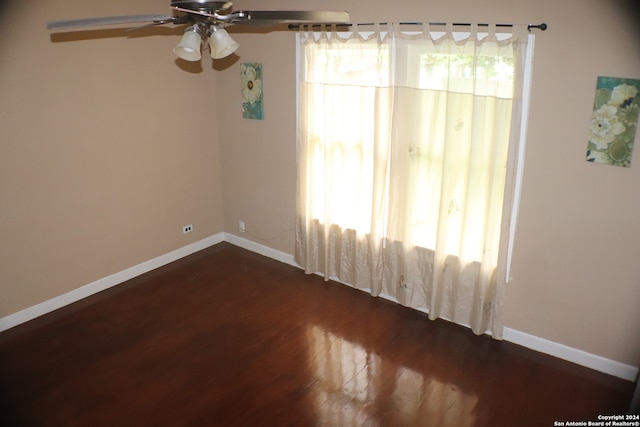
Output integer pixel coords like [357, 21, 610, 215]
[0, 242, 635, 426]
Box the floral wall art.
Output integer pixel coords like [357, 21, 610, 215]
[241, 63, 264, 120]
[586, 76, 640, 167]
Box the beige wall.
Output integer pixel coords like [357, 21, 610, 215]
[0, 0, 224, 315]
[1, 0, 639, 368]
[216, 0, 640, 367]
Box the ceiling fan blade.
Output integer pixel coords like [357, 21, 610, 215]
[47, 14, 175, 31]
[126, 21, 173, 32]
[230, 10, 350, 25]
[127, 16, 190, 32]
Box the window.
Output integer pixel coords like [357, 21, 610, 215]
[296, 25, 534, 337]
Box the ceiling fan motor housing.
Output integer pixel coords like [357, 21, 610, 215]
[170, 1, 233, 13]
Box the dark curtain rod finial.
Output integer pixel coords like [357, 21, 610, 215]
[528, 23, 548, 31]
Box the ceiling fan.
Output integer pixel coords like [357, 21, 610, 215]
[47, 0, 350, 61]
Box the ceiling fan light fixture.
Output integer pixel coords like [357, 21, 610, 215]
[173, 26, 202, 61]
[208, 25, 239, 59]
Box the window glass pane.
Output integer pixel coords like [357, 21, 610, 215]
[299, 30, 520, 262]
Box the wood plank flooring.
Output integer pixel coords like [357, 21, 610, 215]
[0, 242, 635, 426]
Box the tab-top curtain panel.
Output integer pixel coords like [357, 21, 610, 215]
[295, 24, 530, 338]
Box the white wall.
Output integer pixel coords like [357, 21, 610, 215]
[0, 0, 225, 316]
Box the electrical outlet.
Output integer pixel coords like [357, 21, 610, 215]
[239, 221, 246, 233]
[183, 224, 193, 234]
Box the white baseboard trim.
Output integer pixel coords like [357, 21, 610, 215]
[223, 232, 298, 268]
[2, 233, 637, 382]
[0, 233, 225, 333]
[503, 327, 638, 381]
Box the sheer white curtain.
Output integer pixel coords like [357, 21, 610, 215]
[295, 24, 531, 338]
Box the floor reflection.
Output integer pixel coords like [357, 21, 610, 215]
[306, 325, 478, 426]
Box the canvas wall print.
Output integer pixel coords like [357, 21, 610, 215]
[241, 63, 264, 120]
[586, 76, 640, 167]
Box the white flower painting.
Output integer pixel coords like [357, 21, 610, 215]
[590, 104, 625, 150]
[241, 63, 264, 120]
[587, 76, 640, 167]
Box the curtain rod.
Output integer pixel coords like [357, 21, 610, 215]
[288, 22, 548, 31]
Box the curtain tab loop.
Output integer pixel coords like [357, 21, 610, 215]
[329, 23, 337, 41]
[469, 23, 478, 42]
[445, 22, 454, 35]
[373, 22, 381, 41]
[319, 24, 330, 41]
[420, 22, 429, 39]
[388, 22, 397, 42]
[513, 24, 528, 41]
[487, 23, 497, 42]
